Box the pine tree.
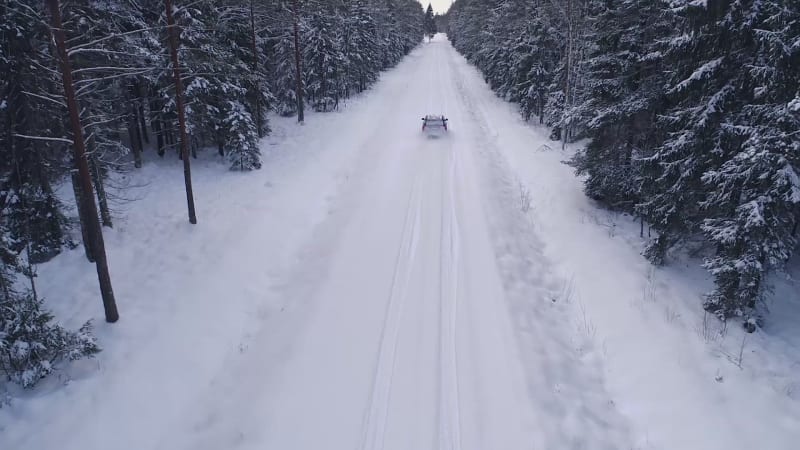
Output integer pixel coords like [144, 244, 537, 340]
[696, 0, 800, 325]
[46, 0, 120, 322]
[341, 0, 382, 95]
[572, 0, 672, 212]
[0, 0, 428, 337]
[223, 100, 262, 170]
[304, 5, 345, 112]
[272, 32, 303, 116]
[0, 223, 99, 388]
[447, 0, 800, 329]
[1, 0, 72, 263]
[424, 3, 437, 39]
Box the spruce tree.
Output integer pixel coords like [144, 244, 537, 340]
[447, 0, 800, 329]
[424, 4, 437, 39]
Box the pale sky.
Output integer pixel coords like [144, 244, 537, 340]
[418, 0, 452, 14]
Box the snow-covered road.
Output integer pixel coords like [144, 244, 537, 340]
[4, 34, 799, 450]
[157, 35, 631, 450]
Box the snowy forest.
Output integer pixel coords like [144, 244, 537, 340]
[446, 0, 800, 331]
[2, 2, 800, 448]
[1, 0, 424, 387]
[1, 0, 798, 391]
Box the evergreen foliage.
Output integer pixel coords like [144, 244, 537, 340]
[447, 0, 800, 329]
[0, 0, 425, 387]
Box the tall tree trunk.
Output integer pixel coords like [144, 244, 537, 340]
[47, 0, 118, 322]
[538, 88, 544, 124]
[133, 82, 149, 144]
[165, 121, 174, 150]
[130, 95, 144, 156]
[155, 119, 165, 156]
[149, 97, 166, 156]
[87, 140, 112, 228]
[321, 72, 327, 111]
[127, 105, 143, 168]
[138, 102, 149, 144]
[250, 0, 264, 137]
[165, 0, 197, 224]
[70, 170, 95, 262]
[293, 0, 304, 123]
[562, 0, 573, 150]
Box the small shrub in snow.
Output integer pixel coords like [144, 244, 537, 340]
[222, 101, 262, 171]
[0, 293, 100, 388]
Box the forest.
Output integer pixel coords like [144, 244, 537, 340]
[1, 0, 424, 387]
[2, 0, 798, 389]
[446, 0, 800, 332]
[2, 2, 798, 447]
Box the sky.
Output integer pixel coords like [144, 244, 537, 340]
[419, 0, 451, 14]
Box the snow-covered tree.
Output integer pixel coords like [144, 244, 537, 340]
[0, 220, 99, 388]
[0, 0, 428, 351]
[303, 5, 346, 112]
[572, 0, 673, 212]
[0, 291, 100, 388]
[222, 100, 262, 171]
[341, 0, 382, 95]
[1, 0, 72, 263]
[271, 30, 303, 117]
[424, 3, 437, 39]
[695, 0, 800, 324]
[447, 0, 800, 329]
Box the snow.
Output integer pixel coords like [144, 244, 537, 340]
[2, 33, 800, 450]
[672, 57, 724, 93]
[442, 38, 800, 450]
[790, 96, 800, 112]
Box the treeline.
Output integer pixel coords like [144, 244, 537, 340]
[0, 0, 423, 387]
[447, 0, 800, 330]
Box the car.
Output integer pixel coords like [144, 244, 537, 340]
[421, 114, 448, 134]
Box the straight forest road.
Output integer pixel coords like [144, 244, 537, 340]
[157, 34, 632, 450]
[9, 34, 797, 450]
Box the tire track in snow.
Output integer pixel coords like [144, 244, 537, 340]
[439, 142, 463, 450]
[358, 175, 423, 450]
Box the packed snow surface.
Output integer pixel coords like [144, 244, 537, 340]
[2, 34, 799, 450]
